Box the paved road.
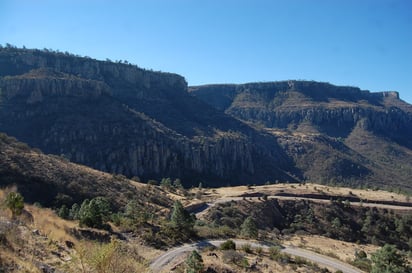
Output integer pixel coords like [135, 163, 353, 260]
[149, 239, 363, 273]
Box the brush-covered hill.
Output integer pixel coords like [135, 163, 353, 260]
[0, 46, 293, 187]
[0, 132, 173, 209]
[190, 82, 412, 191]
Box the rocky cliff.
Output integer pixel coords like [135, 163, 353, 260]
[190, 81, 412, 144]
[1, 47, 411, 190]
[0, 47, 293, 186]
[190, 81, 412, 191]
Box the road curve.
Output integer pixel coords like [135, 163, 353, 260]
[149, 239, 363, 273]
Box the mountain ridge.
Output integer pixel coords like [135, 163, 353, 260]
[190, 81, 412, 191]
[0, 47, 294, 187]
[1, 46, 411, 191]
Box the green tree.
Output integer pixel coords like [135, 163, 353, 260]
[125, 199, 149, 224]
[185, 250, 204, 273]
[69, 203, 80, 220]
[160, 177, 172, 189]
[371, 244, 411, 273]
[240, 216, 258, 239]
[332, 217, 342, 228]
[173, 178, 183, 190]
[170, 200, 194, 231]
[5, 192, 24, 219]
[79, 197, 111, 228]
[58, 204, 70, 219]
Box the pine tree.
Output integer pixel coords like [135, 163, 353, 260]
[170, 201, 194, 230]
[170, 200, 194, 231]
[69, 203, 80, 220]
[371, 244, 411, 273]
[58, 205, 70, 219]
[78, 197, 111, 228]
[240, 216, 258, 239]
[185, 250, 204, 273]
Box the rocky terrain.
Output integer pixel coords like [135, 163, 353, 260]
[1, 46, 412, 191]
[190, 82, 412, 191]
[0, 47, 292, 187]
[0, 132, 173, 210]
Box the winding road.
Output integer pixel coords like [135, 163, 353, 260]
[149, 239, 363, 273]
[150, 190, 411, 272]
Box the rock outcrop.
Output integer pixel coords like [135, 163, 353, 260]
[190, 81, 412, 191]
[1, 47, 412, 190]
[0, 47, 293, 186]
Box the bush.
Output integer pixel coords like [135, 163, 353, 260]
[255, 246, 263, 255]
[4, 192, 24, 219]
[269, 246, 283, 261]
[75, 239, 147, 273]
[241, 243, 253, 254]
[222, 250, 247, 267]
[220, 239, 236, 250]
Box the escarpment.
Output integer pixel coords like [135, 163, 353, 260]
[1, 47, 412, 190]
[0, 47, 293, 186]
[190, 81, 412, 146]
[190, 81, 412, 191]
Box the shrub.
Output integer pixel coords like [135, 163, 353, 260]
[185, 250, 204, 273]
[241, 243, 253, 254]
[4, 192, 24, 219]
[269, 246, 282, 261]
[220, 239, 236, 250]
[255, 246, 263, 255]
[222, 250, 246, 266]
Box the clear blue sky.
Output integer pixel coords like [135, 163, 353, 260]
[1, 0, 412, 103]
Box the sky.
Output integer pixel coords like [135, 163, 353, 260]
[1, 0, 412, 103]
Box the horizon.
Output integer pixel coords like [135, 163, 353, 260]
[1, 0, 411, 103]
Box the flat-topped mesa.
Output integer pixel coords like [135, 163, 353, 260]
[191, 80, 412, 141]
[0, 69, 111, 103]
[190, 81, 403, 102]
[0, 47, 188, 99]
[375, 91, 400, 99]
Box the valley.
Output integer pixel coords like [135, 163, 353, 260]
[0, 46, 411, 273]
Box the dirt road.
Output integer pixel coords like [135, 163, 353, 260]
[194, 195, 412, 218]
[149, 239, 363, 273]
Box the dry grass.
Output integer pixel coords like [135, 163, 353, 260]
[202, 183, 410, 203]
[166, 248, 332, 273]
[25, 204, 78, 244]
[284, 234, 379, 262]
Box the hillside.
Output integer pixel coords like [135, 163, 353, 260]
[1, 132, 411, 272]
[190, 82, 412, 191]
[0, 47, 293, 187]
[0, 132, 173, 210]
[1, 46, 412, 191]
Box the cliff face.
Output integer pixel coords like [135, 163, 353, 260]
[0, 48, 292, 186]
[2, 47, 411, 190]
[190, 81, 412, 191]
[190, 81, 412, 144]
